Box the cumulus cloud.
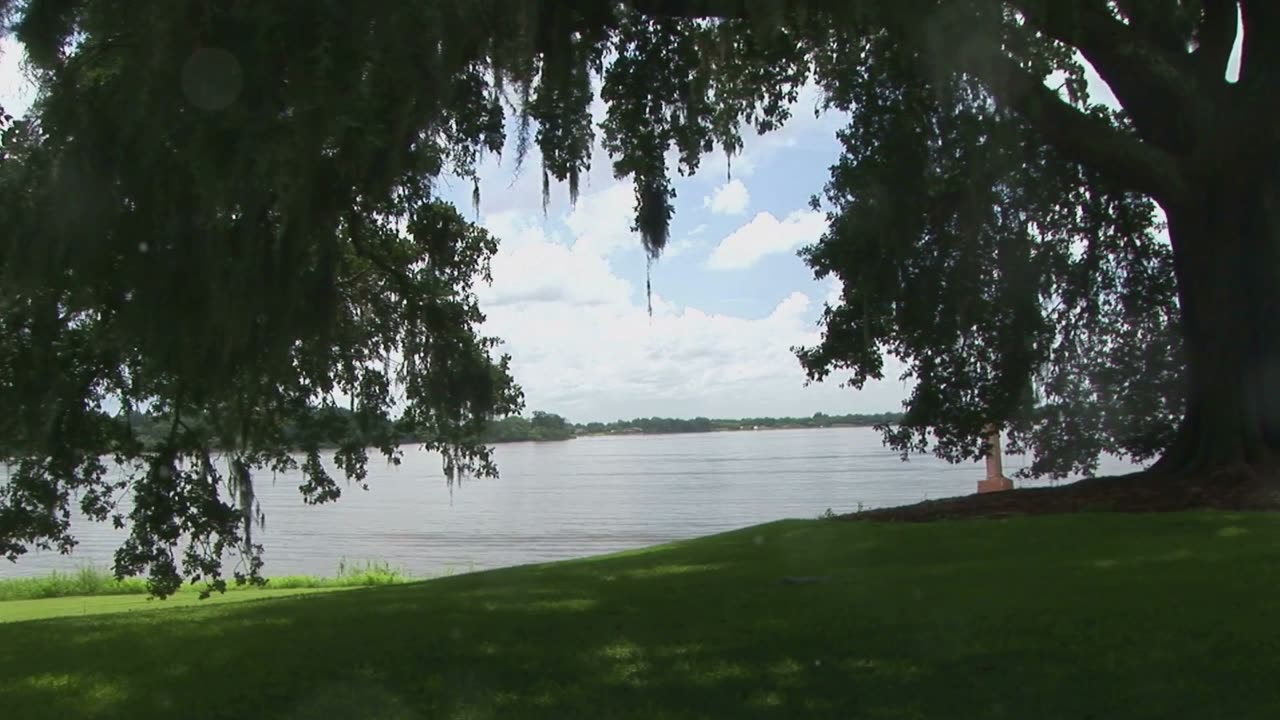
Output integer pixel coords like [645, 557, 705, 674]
[481, 242, 631, 309]
[477, 212, 631, 309]
[482, 281, 837, 419]
[703, 179, 750, 215]
[0, 38, 35, 118]
[662, 237, 696, 260]
[564, 182, 640, 257]
[476, 191, 903, 420]
[707, 211, 827, 271]
[661, 224, 710, 260]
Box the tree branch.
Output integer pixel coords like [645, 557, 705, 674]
[1007, 0, 1202, 152]
[958, 49, 1186, 201]
[1240, 0, 1280, 87]
[618, 0, 1187, 199]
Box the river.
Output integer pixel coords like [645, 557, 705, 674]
[0, 427, 1141, 579]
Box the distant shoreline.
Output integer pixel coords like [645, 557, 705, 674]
[495, 421, 895, 444]
[116, 409, 901, 449]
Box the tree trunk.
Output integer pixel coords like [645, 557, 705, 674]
[1154, 165, 1280, 478]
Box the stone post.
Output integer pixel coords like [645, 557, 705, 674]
[977, 425, 1014, 494]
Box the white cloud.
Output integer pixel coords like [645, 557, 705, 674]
[660, 224, 709, 260]
[703, 179, 751, 215]
[0, 38, 36, 119]
[564, 182, 639, 257]
[482, 210, 554, 250]
[483, 279, 867, 420]
[707, 210, 827, 271]
[476, 190, 903, 421]
[478, 212, 631, 308]
[662, 236, 697, 260]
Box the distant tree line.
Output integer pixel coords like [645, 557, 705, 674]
[118, 408, 401, 452]
[480, 412, 576, 442]
[118, 408, 577, 449]
[118, 409, 901, 449]
[574, 412, 902, 437]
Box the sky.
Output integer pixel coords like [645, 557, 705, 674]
[0, 27, 1243, 423]
[440, 90, 898, 422]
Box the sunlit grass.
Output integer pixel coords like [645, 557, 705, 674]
[0, 560, 413, 622]
[0, 566, 151, 601]
[0, 586, 359, 624]
[0, 560, 409, 602]
[2, 513, 1280, 719]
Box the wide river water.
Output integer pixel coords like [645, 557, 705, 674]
[1, 427, 1140, 579]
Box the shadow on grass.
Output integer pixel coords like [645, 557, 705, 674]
[4, 515, 1280, 719]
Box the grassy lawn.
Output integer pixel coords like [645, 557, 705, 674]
[0, 560, 409, 603]
[0, 560, 410, 623]
[0, 586, 356, 624]
[2, 512, 1279, 719]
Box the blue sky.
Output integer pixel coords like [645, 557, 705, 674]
[6, 30, 1233, 423]
[427, 85, 915, 422]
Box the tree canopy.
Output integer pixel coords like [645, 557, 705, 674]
[2, 0, 1277, 593]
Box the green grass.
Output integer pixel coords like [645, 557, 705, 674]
[3, 513, 1280, 719]
[0, 560, 409, 602]
[0, 560, 411, 623]
[0, 586, 357, 624]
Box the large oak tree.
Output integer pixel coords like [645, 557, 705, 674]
[1, 0, 1273, 591]
[606, 1, 1270, 483]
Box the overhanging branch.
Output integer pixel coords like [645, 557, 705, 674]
[617, 0, 1187, 199]
[1006, 0, 1203, 152]
[959, 50, 1186, 201]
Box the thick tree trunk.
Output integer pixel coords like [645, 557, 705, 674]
[1154, 166, 1280, 479]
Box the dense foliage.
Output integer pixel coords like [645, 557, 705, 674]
[121, 408, 572, 447]
[2, 0, 1276, 592]
[798, 48, 1184, 478]
[595, 1, 1273, 481]
[0, 0, 529, 595]
[478, 412, 577, 443]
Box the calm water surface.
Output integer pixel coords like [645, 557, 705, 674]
[2, 427, 1140, 579]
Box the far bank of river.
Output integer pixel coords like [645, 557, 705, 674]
[569, 422, 882, 439]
